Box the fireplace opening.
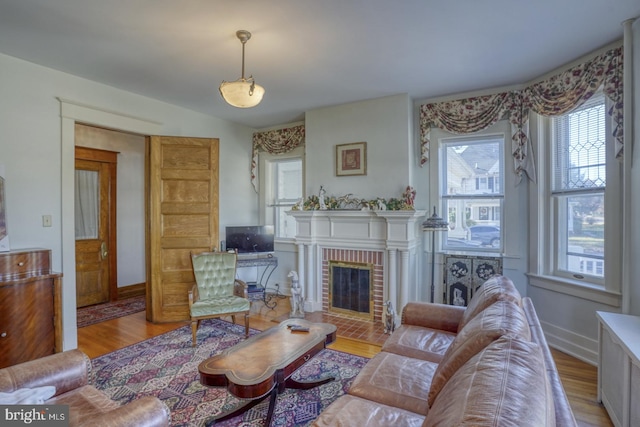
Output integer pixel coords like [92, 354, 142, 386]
[328, 261, 374, 320]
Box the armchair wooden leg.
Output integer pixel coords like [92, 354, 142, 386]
[191, 320, 199, 347]
[244, 314, 249, 338]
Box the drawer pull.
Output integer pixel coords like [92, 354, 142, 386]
[1, 332, 6, 338]
[18, 262, 25, 266]
[304, 354, 310, 362]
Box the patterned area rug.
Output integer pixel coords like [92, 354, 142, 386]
[77, 295, 146, 328]
[92, 318, 368, 427]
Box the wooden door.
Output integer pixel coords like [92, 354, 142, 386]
[147, 136, 219, 322]
[75, 147, 117, 307]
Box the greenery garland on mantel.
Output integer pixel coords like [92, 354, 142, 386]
[292, 186, 417, 212]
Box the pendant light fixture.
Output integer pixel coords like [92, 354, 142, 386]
[219, 30, 265, 108]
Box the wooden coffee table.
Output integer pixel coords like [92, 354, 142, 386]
[199, 318, 337, 426]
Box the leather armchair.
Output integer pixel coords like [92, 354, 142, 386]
[0, 349, 170, 427]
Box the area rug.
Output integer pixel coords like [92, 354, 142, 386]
[91, 318, 368, 426]
[77, 295, 146, 328]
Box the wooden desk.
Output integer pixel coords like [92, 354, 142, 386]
[199, 319, 337, 425]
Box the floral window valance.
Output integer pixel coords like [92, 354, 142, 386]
[251, 124, 305, 192]
[419, 45, 623, 182]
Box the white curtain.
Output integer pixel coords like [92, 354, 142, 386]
[75, 170, 98, 239]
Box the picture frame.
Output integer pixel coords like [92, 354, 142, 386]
[336, 142, 367, 176]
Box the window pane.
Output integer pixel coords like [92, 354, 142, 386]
[444, 198, 502, 250]
[75, 170, 99, 239]
[553, 96, 606, 192]
[277, 160, 302, 200]
[562, 193, 604, 277]
[443, 139, 503, 197]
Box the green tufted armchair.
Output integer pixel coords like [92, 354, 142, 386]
[189, 251, 250, 346]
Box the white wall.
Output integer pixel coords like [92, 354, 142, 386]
[305, 94, 421, 204]
[0, 52, 258, 350]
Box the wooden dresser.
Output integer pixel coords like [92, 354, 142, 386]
[0, 248, 62, 368]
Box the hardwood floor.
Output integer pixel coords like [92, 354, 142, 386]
[78, 298, 611, 426]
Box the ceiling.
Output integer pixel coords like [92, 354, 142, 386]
[0, 1, 638, 130]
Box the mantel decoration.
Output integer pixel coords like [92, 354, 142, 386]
[292, 186, 416, 212]
[336, 142, 367, 176]
[219, 30, 265, 108]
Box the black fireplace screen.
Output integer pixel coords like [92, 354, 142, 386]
[329, 261, 372, 318]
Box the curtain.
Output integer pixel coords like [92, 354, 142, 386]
[419, 45, 623, 182]
[251, 125, 305, 192]
[75, 169, 99, 239]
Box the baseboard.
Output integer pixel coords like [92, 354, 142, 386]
[540, 319, 598, 366]
[117, 282, 146, 300]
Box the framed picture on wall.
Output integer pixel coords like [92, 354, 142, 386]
[0, 164, 10, 252]
[336, 142, 367, 176]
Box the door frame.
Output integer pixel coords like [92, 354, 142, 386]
[75, 146, 118, 302]
[60, 98, 163, 349]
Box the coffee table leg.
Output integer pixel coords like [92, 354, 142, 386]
[284, 376, 335, 390]
[211, 388, 273, 423]
[264, 387, 278, 427]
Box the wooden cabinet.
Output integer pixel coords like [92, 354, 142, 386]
[0, 248, 62, 368]
[597, 311, 640, 427]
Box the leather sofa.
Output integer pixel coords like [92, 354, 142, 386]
[312, 276, 578, 427]
[0, 349, 169, 427]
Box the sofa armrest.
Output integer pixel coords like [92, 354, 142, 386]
[0, 349, 90, 397]
[401, 302, 465, 333]
[79, 396, 170, 427]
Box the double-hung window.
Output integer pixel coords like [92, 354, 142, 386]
[551, 93, 606, 282]
[440, 135, 504, 252]
[261, 149, 303, 239]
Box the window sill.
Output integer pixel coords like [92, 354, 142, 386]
[527, 273, 621, 307]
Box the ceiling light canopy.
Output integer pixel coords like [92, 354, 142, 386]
[219, 30, 265, 108]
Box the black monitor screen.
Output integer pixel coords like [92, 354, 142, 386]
[225, 225, 274, 253]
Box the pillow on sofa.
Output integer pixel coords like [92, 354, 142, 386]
[457, 275, 521, 331]
[427, 299, 531, 406]
[0, 386, 56, 404]
[424, 336, 555, 427]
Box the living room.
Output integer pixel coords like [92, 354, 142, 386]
[1, 2, 640, 426]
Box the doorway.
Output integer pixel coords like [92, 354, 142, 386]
[74, 124, 147, 308]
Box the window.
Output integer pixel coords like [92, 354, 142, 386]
[261, 149, 303, 239]
[440, 135, 504, 251]
[551, 93, 606, 281]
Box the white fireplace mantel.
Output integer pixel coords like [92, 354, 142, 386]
[288, 209, 426, 318]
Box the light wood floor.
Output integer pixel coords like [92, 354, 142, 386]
[78, 298, 611, 426]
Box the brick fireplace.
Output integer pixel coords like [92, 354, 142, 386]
[289, 210, 425, 325]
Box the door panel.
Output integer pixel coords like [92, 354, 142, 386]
[147, 136, 219, 322]
[75, 158, 110, 307]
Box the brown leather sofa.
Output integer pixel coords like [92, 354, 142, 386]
[0, 349, 169, 427]
[312, 276, 578, 427]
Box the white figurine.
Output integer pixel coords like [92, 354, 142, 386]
[319, 186, 327, 210]
[383, 300, 396, 334]
[288, 270, 305, 318]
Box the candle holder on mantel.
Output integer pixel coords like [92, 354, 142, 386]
[422, 206, 449, 303]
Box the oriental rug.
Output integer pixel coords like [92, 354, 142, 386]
[91, 318, 368, 427]
[77, 295, 146, 328]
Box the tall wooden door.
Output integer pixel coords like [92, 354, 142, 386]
[147, 136, 219, 322]
[75, 147, 118, 307]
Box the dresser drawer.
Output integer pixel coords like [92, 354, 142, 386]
[0, 249, 51, 278]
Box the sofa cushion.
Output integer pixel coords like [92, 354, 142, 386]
[48, 385, 119, 426]
[347, 351, 437, 415]
[381, 324, 456, 363]
[423, 336, 555, 427]
[310, 395, 425, 427]
[458, 275, 521, 331]
[428, 299, 531, 406]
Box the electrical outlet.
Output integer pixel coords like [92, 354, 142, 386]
[42, 215, 52, 227]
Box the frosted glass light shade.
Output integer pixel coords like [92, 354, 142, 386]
[219, 78, 265, 108]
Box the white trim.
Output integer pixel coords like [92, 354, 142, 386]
[59, 98, 163, 350]
[528, 273, 621, 307]
[541, 318, 599, 366]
